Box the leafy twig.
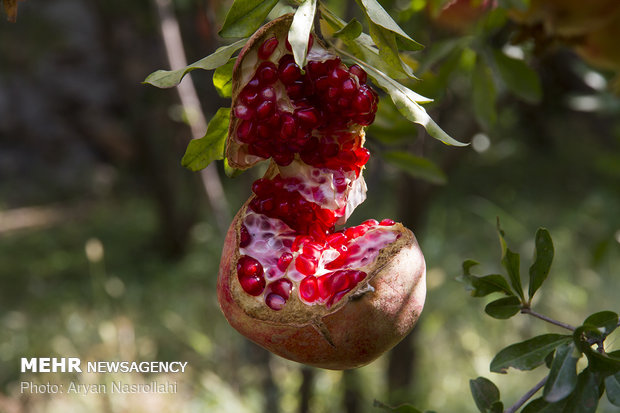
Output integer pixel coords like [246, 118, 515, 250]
[504, 375, 547, 413]
[520, 307, 576, 332]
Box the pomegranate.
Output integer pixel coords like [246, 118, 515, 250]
[217, 15, 426, 370]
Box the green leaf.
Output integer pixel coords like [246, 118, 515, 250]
[334, 17, 363, 40]
[219, 0, 279, 38]
[472, 59, 497, 130]
[522, 397, 568, 413]
[581, 344, 620, 377]
[368, 21, 416, 79]
[544, 342, 580, 403]
[341, 52, 468, 147]
[470, 274, 513, 297]
[373, 399, 423, 413]
[382, 151, 447, 185]
[583, 311, 618, 337]
[289, 0, 317, 68]
[497, 222, 525, 301]
[469, 377, 501, 413]
[212, 58, 235, 98]
[563, 369, 600, 413]
[491, 50, 542, 104]
[224, 158, 243, 178]
[357, 0, 423, 51]
[605, 371, 620, 406]
[144, 39, 247, 88]
[528, 227, 554, 301]
[490, 334, 572, 374]
[485, 296, 521, 319]
[181, 108, 231, 171]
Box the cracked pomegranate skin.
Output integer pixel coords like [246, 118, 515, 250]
[215, 14, 427, 370]
[218, 207, 426, 370]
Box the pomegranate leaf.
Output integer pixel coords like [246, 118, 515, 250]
[528, 227, 554, 301]
[543, 342, 580, 403]
[373, 399, 424, 413]
[490, 334, 572, 374]
[490, 50, 542, 104]
[144, 39, 247, 89]
[522, 397, 568, 413]
[289, 0, 316, 68]
[484, 296, 521, 319]
[582, 311, 618, 338]
[2, 0, 20, 22]
[469, 377, 502, 413]
[562, 369, 601, 413]
[382, 151, 447, 185]
[497, 221, 525, 301]
[181, 108, 230, 171]
[468, 274, 513, 297]
[367, 21, 416, 79]
[606, 371, 620, 406]
[219, 0, 279, 38]
[357, 0, 423, 51]
[213, 58, 235, 98]
[472, 59, 497, 130]
[333, 18, 363, 40]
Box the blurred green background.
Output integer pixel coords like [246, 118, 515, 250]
[1, 0, 619, 412]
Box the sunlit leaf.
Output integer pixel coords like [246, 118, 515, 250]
[289, 0, 316, 68]
[219, 0, 279, 38]
[544, 342, 580, 403]
[485, 296, 521, 319]
[334, 18, 363, 40]
[382, 151, 447, 185]
[528, 227, 554, 301]
[224, 157, 243, 178]
[491, 334, 572, 374]
[470, 377, 502, 413]
[368, 21, 416, 79]
[144, 39, 247, 88]
[341, 53, 468, 147]
[491, 50, 541, 104]
[606, 371, 620, 407]
[357, 0, 423, 51]
[181, 108, 230, 171]
[212, 58, 235, 98]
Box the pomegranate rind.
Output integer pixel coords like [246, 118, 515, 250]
[217, 200, 426, 370]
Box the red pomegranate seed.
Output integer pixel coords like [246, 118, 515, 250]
[302, 242, 323, 260]
[240, 87, 259, 107]
[257, 124, 271, 139]
[257, 62, 278, 85]
[273, 151, 294, 166]
[337, 97, 351, 108]
[352, 90, 373, 114]
[350, 270, 367, 284]
[329, 66, 349, 87]
[299, 276, 318, 301]
[355, 147, 370, 166]
[259, 86, 276, 102]
[234, 104, 254, 120]
[317, 274, 332, 299]
[248, 143, 270, 159]
[327, 232, 347, 247]
[286, 81, 305, 100]
[256, 100, 275, 119]
[277, 252, 293, 271]
[266, 293, 287, 310]
[315, 76, 330, 92]
[247, 76, 260, 89]
[340, 78, 357, 96]
[237, 255, 265, 296]
[330, 270, 351, 293]
[236, 120, 255, 143]
[278, 57, 301, 84]
[258, 36, 279, 60]
[295, 254, 318, 276]
[345, 225, 368, 239]
[362, 219, 379, 227]
[295, 108, 319, 128]
[280, 113, 296, 138]
[270, 278, 293, 298]
[307, 60, 328, 78]
[239, 225, 251, 248]
[349, 64, 367, 84]
[292, 235, 312, 251]
[380, 218, 395, 226]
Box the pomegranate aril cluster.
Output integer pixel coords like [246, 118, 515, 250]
[233, 36, 378, 167]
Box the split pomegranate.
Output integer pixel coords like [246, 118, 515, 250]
[218, 15, 426, 370]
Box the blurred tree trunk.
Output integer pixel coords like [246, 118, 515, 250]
[342, 369, 360, 413]
[298, 366, 314, 413]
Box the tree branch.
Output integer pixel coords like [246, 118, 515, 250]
[504, 375, 547, 413]
[521, 307, 576, 331]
